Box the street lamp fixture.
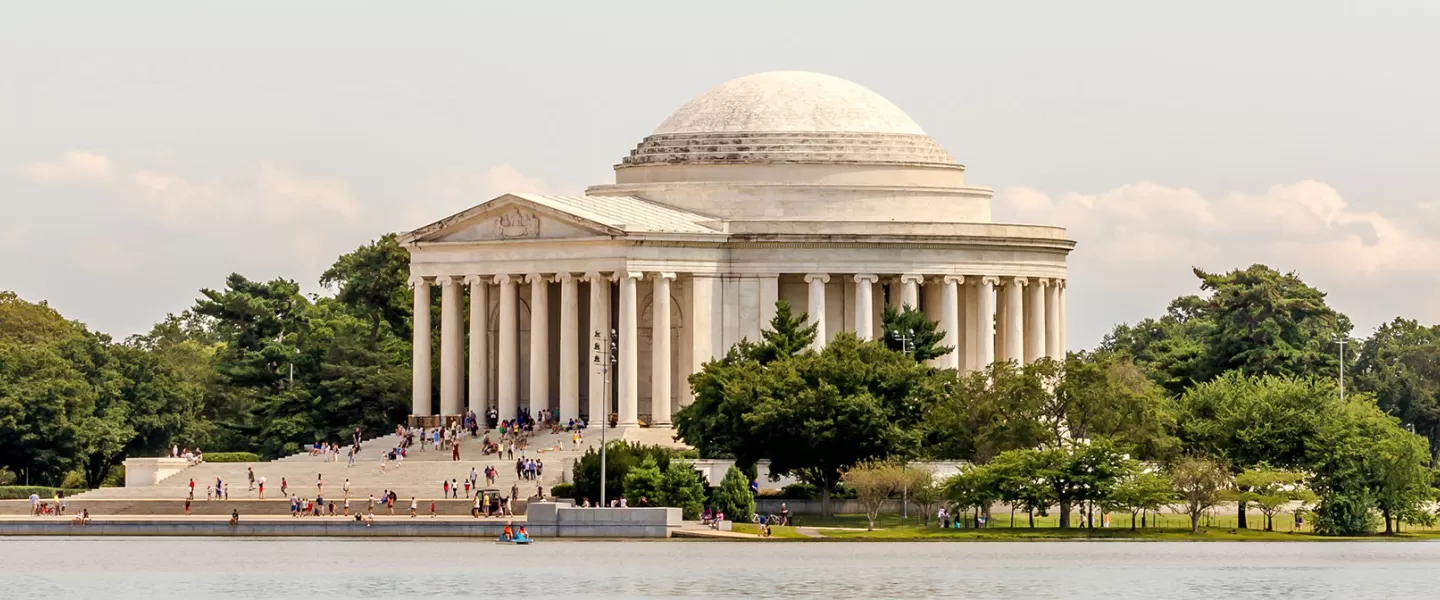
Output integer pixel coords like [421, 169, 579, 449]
[592, 329, 617, 507]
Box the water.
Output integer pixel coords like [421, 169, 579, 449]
[3, 537, 1436, 599]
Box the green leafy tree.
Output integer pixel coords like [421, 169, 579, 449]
[1234, 467, 1309, 532]
[942, 465, 999, 528]
[984, 439, 1129, 529]
[571, 442, 677, 506]
[711, 466, 755, 521]
[1047, 352, 1178, 458]
[1107, 469, 1174, 530]
[1170, 456, 1232, 533]
[752, 300, 816, 364]
[1193, 265, 1349, 383]
[1309, 397, 1431, 535]
[881, 304, 951, 363]
[319, 234, 413, 340]
[1352, 318, 1440, 460]
[979, 451, 1055, 528]
[657, 460, 707, 519]
[1175, 371, 1341, 528]
[623, 456, 664, 506]
[922, 361, 1049, 463]
[842, 459, 903, 531]
[902, 466, 944, 527]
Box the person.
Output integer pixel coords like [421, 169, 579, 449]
[939, 507, 949, 529]
[206, 485, 213, 501]
[343, 498, 351, 517]
[343, 478, 350, 500]
[223, 482, 229, 500]
[511, 483, 519, 502]
[409, 497, 418, 518]
[430, 500, 437, 518]
[363, 508, 374, 527]
[472, 495, 481, 518]
[443, 479, 450, 498]
[188, 478, 195, 497]
[280, 477, 288, 496]
[464, 479, 471, 499]
[347, 445, 356, 467]
[74, 509, 89, 527]
[184, 496, 192, 516]
[257, 476, 266, 499]
[517, 525, 529, 541]
[780, 503, 790, 526]
[502, 522, 514, 541]
[317, 473, 324, 495]
[536, 484, 544, 499]
[247, 467, 255, 491]
[229, 509, 239, 527]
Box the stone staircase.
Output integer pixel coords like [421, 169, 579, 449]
[77, 429, 591, 503]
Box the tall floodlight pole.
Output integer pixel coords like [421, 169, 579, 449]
[592, 329, 617, 507]
[890, 327, 916, 520]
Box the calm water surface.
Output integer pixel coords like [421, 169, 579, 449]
[3, 537, 1437, 599]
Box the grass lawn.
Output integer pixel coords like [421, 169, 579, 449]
[789, 512, 1440, 541]
[730, 523, 810, 539]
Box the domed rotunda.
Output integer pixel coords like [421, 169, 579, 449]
[402, 71, 1074, 431]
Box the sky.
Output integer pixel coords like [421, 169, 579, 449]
[3, 0, 1439, 349]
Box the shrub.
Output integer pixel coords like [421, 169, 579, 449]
[0, 486, 86, 500]
[572, 441, 680, 505]
[712, 466, 755, 521]
[779, 482, 818, 499]
[204, 452, 262, 463]
[549, 483, 575, 499]
[624, 457, 664, 506]
[659, 461, 706, 519]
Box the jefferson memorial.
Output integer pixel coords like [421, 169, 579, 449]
[401, 71, 1074, 430]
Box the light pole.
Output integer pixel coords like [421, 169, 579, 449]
[592, 329, 617, 507]
[892, 328, 915, 356]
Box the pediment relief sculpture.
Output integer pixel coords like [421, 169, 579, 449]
[496, 208, 540, 239]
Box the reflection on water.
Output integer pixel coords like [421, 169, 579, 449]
[1, 537, 1436, 599]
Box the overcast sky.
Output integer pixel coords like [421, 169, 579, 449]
[4, 1, 1439, 348]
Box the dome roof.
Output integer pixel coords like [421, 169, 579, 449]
[653, 71, 926, 136]
[619, 71, 959, 170]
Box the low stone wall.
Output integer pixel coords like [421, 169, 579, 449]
[124, 458, 194, 487]
[0, 503, 679, 538]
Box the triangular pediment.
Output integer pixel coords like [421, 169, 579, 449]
[402, 194, 624, 244]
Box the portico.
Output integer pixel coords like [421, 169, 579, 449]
[400, 71, 1075, 428]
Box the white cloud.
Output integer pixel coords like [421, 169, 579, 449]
[22, 151, 114, 182]
[998, 181, 1440, 348]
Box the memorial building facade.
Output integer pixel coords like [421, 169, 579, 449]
[401, 71, 1074, 429]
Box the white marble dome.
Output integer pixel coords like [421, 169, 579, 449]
[617, 71, 959, 170]
[653, 71, 926, 135]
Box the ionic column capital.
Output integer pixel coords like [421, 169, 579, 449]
[804, 273, 830, 284]
[1011, 276, 1029, 287]
[981, 276, 1001, 287]
[899, 274, 925, 285]
[437, 275, 459, 288]
[493, 274, 516, 286]
[408, 275, 430, 288]
[1036, 278, 1050, 288]
[525, 273, 550, 285]
[613, 270, 644, 282]
[555, 272, 577, 284]
[853, 273, 879, 284]
[650, 272, 677, 281]
[942, 275, 965, 285]
[582, 271, 607, 283]
[462, 275, 488, 286]
[1054, 279, 1067, 289]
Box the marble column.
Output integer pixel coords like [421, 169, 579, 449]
[410, 276, 432, 416]
[585, 272, 610, 423]
[805, 273, 829, 350]
[616, 271, 642, 427]
[558, 273, 579, 422]
[758, 273, 779, 329]
[853, 274, 878, 340]
[940, 276, 962, 370]
[688, 275, 719, 405]
[1045, 278, 1062, 360]
[439, 276, 463, 416]
[651, 273, 675, 426]
[978, 277, 998, 369]
[1058, 281, 1068, 358]
[526, 274, 549, 415]
[465, 275, 488, 414]
[1026, 279, 1047, 364]
[965, 280, 981, 372]
[900, 274, 922, 309]
[495, 275, 519, 422]
[1004, 277, 1026, 364]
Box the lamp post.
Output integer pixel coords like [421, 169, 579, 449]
[892, 328, 915, 356]
[592, 329, 617, 507]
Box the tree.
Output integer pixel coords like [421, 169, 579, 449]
[623, 456, 664, 507]
[657, 460, 707, 519]
[1050, 352, 1178, 459]
[922, 361, 1049, 463]
[1193, 265, 1348, 384]
[711, 466, 755, 522]
[1170, 457, 1231, 533]
[980, 451, 1054, 528]
[881, 304, 951, 363]
[1175, 371, 1341, 528]
[752, 300, 816, 364]
[1234, 467, 1309, 532]
[319, 234, 413, 340]
[841, 459, 903, 531]
[1107, 469, 1173, 530]
[902, 466, 944, 527]
[985, 439, 1129, 529]
[572, 442, 676, 506]
[942, 465, 999, 528]
[1352, 318, 1440, 460]
[1309, 396, 1431, 535]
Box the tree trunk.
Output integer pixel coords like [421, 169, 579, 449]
[1010, 506, 1015, 528]
[1237, 500, 1247, 529]
[1028, 508, 1035, 528]
[1142, 509, 1148, 529]
[1190, 512, 1200, 534]
[820, 485, 832, 518]
[1059, 499, 1071, 530]
[1383, 509, 1393, 535]
[1130, 510, 1137, 531]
